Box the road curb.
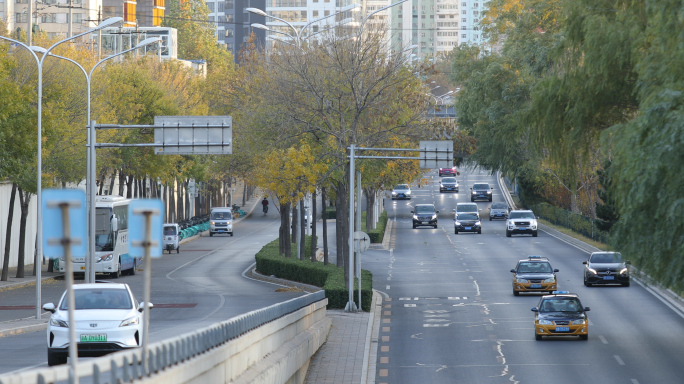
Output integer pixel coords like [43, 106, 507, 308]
[362, 289, 383, 384]
[0, 320, 48, 338]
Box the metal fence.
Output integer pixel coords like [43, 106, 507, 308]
[0, 291, 325, 384]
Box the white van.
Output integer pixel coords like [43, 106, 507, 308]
[210, 207, 233, 237]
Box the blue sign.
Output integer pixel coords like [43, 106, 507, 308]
[128, 199, 164, 258]
[42, 189, 87, 259]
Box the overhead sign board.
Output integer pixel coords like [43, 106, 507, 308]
[419, 140, 453, 169]
[154, 116, 232, 155]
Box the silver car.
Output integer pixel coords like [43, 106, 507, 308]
[391, 184, 412, 200]
[489, 202, 510, 221]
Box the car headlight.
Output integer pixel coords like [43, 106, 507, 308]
[471, 191, 477, 194]
[120, 316, 140, 327]
[454, 221, 461, 225]
[50, 317, 69, 328]
[97, 254, 113, 263]
[573, 319, 586, 325]
[413, 215, 419, 220]
[516, 278, 528, 283]
[211, 221, 216, 225]
[538, 319, 553, 325]
[486, 191, 492, 194]
[475, 221, 481, 226]
[543, 277, 555, 283]
[392, 191, 397, 195]
[620, 268, 629, 275]
[586, 268, 597, 275]
[226, 221, 232, 226]
[431, 215, 437, 220]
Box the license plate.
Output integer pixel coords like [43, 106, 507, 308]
[423, 221, 429, 224]
[530, 284, 542, 289]
[218, 230, 224, 232]
[80, 334, 106, 342]
[518, 227, 527, 230]
[603, 276, 615, 280]
[555, 327, 570, 332]
[496, 214, 503, 216]
[465, 227, 471, 230]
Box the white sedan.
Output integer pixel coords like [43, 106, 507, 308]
[391, 184, 412, 200]
[42, 283, 152, 366]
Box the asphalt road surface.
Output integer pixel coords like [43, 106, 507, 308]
[366, 167, 684, 384]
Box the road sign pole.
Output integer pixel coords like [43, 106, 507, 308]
[357, 171, 362, 310]
[141, 211, 152, 376]
[345, 144, 357, 312]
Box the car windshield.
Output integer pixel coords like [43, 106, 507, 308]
[518, 262, 552, 273]
[457, 213, 478, 221]
[509, 211, 535, 219]
[61, 289, 133, 310]
[590, 253, 623, 263]
[442, 178, 457, 183]
[415, 205, 436, 214]
[164, 226, 177, 236]
[456, 204, 477, 212]
[211, 211, 231, 220]
[473, 184, 489, 189]
[540, 298, 581, 313]
[395, 185, 409, 190]
[491, 203, 508, 209]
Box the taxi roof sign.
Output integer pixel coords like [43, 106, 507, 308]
[552, 291, 570, 294]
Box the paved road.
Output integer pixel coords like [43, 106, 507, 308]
[0, 196, 313, 375]
[366, 167, 684, 384]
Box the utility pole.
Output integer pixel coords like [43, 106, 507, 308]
[27, 0, 32, 45]
[58, 0, 82, 38]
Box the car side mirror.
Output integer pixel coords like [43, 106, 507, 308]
[42, 303, 56, 313]
[582, 261, 588, 265]
[111, 216, 118, 232]
[436, 210, 440, 213]
[531, 308, 538, 312]
[410, 211, 414, 213]
[138, 303, 154, 312]
[452, 208, 456, 212]
[584, 307, 590, 311]
[469, 187, 473, 190]
[510, 269, 516, 273]
[554, 269, 559, 272]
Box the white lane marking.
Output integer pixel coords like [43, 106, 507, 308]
[386, 285, 390, 290]
[425, 297, 439, 300]
[614, 355, 625, 365]
[399, 297, 411, 300]
[405, 304, 416, 307]
[448, 297, 461, 300]
[599, 335, 608, 344]
[387, 276, 391, 281]
[414, 297, 419, 300]
[424, 324, 449, 327]
[631, 380, 640, 384]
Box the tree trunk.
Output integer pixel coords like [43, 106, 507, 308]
[299, 199, 305, 260]
[118, 170, 125, 196]
[279, 201, 291, 256]
[16, 187, 30, 278]
[321, 187, 328, 265]
[334, 178, 349, 288]
[1, 184, 18, 281]
[311, 190, 317, 262]
[126, 175, 133, 198]
[169, 182, 176, 223]
[365, 187, 376, 231]
[242, 182, 247, 207]
[291, 201, 298, 244]
[177, 180, 184, 221]
[108, 170, 116, 195]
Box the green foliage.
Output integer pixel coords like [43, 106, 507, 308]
[361, 210, 388, 243]
[255, 239, 373, 311]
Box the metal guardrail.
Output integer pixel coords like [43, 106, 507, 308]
[0, 291, 325, 384]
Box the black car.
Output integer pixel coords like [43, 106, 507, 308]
[470, 183, 493, 202]
[412, 204, 439, 228]
[440, 177, 459, 193]
[454, 212, 481, 234]
[532, 291, 590, 340]
[583, 252, 630, 287]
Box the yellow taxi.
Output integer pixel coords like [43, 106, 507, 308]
[532, 291, 590, 340]
[510, 256, 558, 296]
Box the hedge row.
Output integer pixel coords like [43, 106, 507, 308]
[254, 237, 373, 311]
[362, 210, 388, 243]
[530, 202, 609, 244]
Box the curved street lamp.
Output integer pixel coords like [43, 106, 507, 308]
[0, 16, 123, 324]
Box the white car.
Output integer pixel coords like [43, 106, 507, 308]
[506, 210, 538, 237]
[42, 283, 152, 366]
[391, 184, 412, 200]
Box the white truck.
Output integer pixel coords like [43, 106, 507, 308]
[209, 207, 233, 237]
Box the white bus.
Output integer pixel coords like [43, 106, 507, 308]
[60, 195, 140, 278]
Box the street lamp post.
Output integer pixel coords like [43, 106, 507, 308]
[32, 36, 161, 284]
[0, 16, 123, 319]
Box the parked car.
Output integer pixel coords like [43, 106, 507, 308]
[470, 183, 493, 202]
[391, 184, 412, 200]
[454, 212, 481, 234]
[43, 283, 152, 366]
[412, 204, 439, 228]
[506, 210, 538, 237]
[583, 252, 630, 287]
[489, 202, 510, 221]
[439, 177, 459, 193]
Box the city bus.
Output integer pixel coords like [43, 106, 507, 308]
[59, 195, 140, 278]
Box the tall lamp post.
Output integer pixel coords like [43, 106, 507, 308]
[247, 3, 359, 48]
[0, 16, 123, 319]
[31, 36, 161, 284]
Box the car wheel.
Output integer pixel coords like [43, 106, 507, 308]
[230, 233, 234, 237]
[506, 230, 511, 237]
[471, 198, 475, 202]
[477, 229, 482, 234]
[177, 247, 180, 254]
[455, 189, 459, 193]
[111, 261, 121, 278]
[623, 281, 630, 287]
[47, 350, 67, 366]
[434, 224, 438, 229]
[579, 334, 588, 341]
[209, 232, 213, 237]
[413, 224, 417, 229]
[535, 333, 542, 341]
[489, 216, 492, 221]
[454, 229, 458, 234]
[513, 290, 519, 296]
[129, 260, 136, 276]
[532, 231, 538, 237]
[488, 197, 492, 202]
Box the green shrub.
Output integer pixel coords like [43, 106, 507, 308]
[325, 206, 337, 219]
[362, 210, 388, 243]
[255, 237, 373, 311]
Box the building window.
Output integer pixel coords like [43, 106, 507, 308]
[324, 10, 329, 16]
[461, 10, 466, 14]
[313, 10, 318, 17]
[461, 26, 466, 30]
[72, 13, 83, 23]
[462, 18, 466, 22]
[462, 34, 466, 38]
[15, 13, 28, 22]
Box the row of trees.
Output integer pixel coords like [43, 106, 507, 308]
[1, 5, 444, 284]
[449, 0, 683, 291]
